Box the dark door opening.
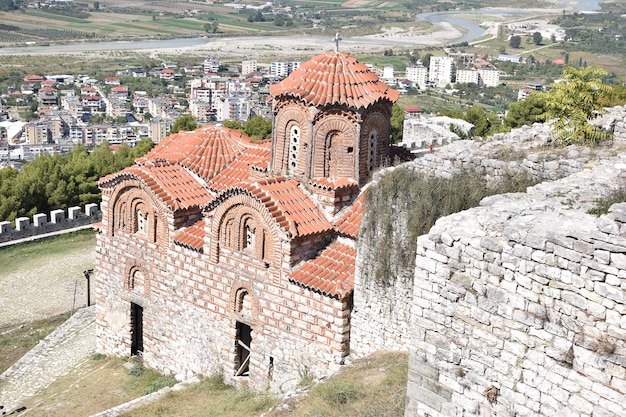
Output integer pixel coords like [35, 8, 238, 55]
[131, 302, 143, 356]
[235, 321, 251, 376]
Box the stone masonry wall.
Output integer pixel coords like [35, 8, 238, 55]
[405, 157, 626, 417]
[350, 105, 626, 364]
[405, 105, 626, 185]
[0, 203, 100, 244]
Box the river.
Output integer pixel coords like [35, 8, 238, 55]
[0, 0, 602, 56]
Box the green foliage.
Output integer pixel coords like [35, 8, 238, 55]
[587, 186, 626, 216]
[316, 381, 362, 406]
[539, 66, 614, 146]
[389, 103, 404, 144]
[128, 362, 145, 377]
[222, 120, 244, 130]
[144, 376, 178, 395]
[363, 168, 537, 285]
[170, 114, 198, 134]
[555, 12, 626, 56]
[503, 93, 547, 129]
[243, 116, 272, 141]
[509, 35, 522, 48]
[0, 140, 154, 222]
[532, 31, 542, 45]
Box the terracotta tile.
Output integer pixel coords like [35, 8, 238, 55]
[270, 52, 399, 109]
[289, 242, 355, 298]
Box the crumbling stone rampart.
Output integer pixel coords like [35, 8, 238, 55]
[350, 105, 626, 416]
[405, 158, 626, 416]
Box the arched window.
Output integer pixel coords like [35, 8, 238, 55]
[244, 224, 255, 252]
[136, 209, 147, 235]
[288, 125, 300, 175]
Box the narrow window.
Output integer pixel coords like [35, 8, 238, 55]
[368, 131, 377, 172]
[288, 125, 300, 174]
[245, 224, 255, 252]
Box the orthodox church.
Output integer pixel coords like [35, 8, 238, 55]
[94, 46, 399, 390]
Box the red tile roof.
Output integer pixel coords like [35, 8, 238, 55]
[208, 144, 271, 191]
[138, 125, 264, 182]
[209, 177, 333, 238]
[309, 177, 358, 191]
[173, 219, 205, 251]
[99, 164, 212, 211]
[269, 51, 399, 109]
[289, 242, 355, 298]
[334, 192, 364, 238]
[255, 177, 333, 237]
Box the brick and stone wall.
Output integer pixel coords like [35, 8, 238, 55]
[404, 157, 626, 417]
[96, 187, 352, 392]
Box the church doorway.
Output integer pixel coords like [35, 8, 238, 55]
[235, 321, 251, 376]
[130, 302, 143, 356]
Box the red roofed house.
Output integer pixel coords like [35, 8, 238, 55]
[95, 50, 399, 390]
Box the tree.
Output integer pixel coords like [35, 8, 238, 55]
[93, 1, 99, 10]
[390, 103, 404, 144]
[539, 66, 614, 146]
[243, 116, 272, 141]
[421, 53, 433, 68]
[503, 93, 547, 129]
[532, 31, 542, 45]
[222, 120, 244, 131]
[465, 106, 489, 137]
[170, 114, 198, 134]
[509, 35, 522, 48]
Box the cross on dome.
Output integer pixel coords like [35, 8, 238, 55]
[333, 33, 342, 53]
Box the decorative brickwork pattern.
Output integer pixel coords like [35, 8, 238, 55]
[96, 50, 398, 392]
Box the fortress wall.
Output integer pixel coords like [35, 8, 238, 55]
[405, 157, 626, 417]
[0, 203, 101, 244]
[350, 106, 626, 361]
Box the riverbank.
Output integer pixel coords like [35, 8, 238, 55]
[0, 7, 563, 59]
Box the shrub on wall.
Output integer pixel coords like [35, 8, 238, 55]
[362, 168, 537, 286]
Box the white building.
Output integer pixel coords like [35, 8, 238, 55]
[405, 64, 428, 89]
[382, 66, 394, 80]
[477, 69, 500, 87]
[270, 61, 301, 78]
[428, 56, 454, 87]
[455, 69, 480, 85]
[204, 56, 220, 74]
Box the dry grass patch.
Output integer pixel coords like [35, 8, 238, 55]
[0, 313, 69, 374]
[267, 351, 408, 417]
[117, 374, 278, 417]
[18, 356, 177, 417]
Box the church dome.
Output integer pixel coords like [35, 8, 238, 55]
[138, 125, 254, 181]
[269, 51, 399, 109]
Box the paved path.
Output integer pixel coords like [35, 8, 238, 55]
[0, 306, 96, 413]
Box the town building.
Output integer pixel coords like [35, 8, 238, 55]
[270, 61, 301, 77]
[405, 64, 428, 90]
[428, 56, 454, 87]
[241, 59, 257, 77]
[95, 49, 399, 391]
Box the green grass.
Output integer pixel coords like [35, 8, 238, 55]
[0, 230, 95, 272]
[24, 10, 90, 24]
